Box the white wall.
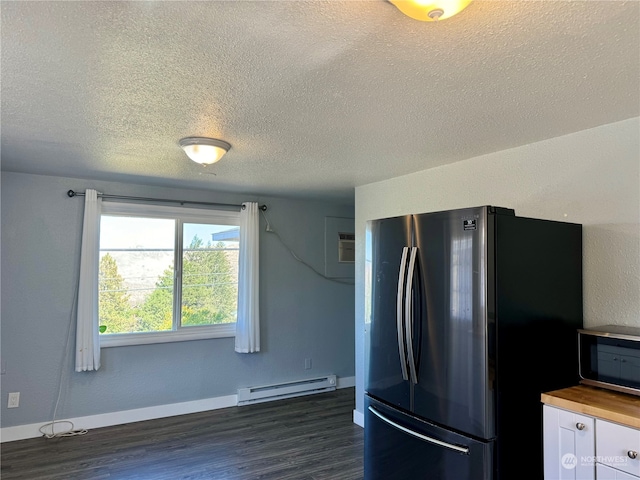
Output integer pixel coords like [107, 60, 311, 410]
[354, 117, 640, 418]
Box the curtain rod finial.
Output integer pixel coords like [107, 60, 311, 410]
[67, 190, 77, 197]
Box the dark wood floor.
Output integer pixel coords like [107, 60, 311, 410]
[1, 388, 363, 480]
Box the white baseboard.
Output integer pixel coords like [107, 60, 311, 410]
[353, 408, 364, 428]
[1, 375, 357, 443]
[0, 394, 238, 443]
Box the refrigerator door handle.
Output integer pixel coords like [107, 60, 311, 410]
[396, 247, 410, 381]
[368, 406, 470, 454]
[404, 246, 419, 384]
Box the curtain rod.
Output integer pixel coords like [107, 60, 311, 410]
[67, 190, 267, 211]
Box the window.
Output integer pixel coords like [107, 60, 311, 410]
[98, 202, 240, 347]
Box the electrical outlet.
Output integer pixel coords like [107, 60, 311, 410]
[7, 392, 20, 408]
[304, 358, 312, 370]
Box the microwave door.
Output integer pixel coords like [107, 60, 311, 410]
[579, 328, 640, 396]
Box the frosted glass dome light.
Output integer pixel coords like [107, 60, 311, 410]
[179, 137, 231, 165]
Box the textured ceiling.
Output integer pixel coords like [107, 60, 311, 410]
[1, 1, 639, 203]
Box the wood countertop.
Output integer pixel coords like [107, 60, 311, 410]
[541, 385, 640, 429]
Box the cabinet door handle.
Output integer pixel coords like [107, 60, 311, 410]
[575, 423, 586, 431]
[628, 451, 638, 460]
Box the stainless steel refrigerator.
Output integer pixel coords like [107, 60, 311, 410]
[364, 206, 583, 480]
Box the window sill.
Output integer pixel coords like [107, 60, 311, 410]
[99, 324, 236, 348]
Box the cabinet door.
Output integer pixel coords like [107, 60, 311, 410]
[598, 351, 622, 379]
[543, 405, 595, 480]
[620, 353, 640, 384]
[596, 463, 639, 480]
[596, 419, 640, 478]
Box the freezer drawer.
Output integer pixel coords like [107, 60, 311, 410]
[365, 396, 494, 480]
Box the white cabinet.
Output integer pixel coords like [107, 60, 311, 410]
[596, 418, 640, 478]
[544, 404, 595, 479]
[597, 464, 639, 480]
[543, 405, 640, 480]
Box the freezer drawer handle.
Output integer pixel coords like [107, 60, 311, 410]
[368, 406, 470, 455]
[405, 246, 419, 384]
[397, 247, 410, 381]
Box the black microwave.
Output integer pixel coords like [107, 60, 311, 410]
[578, 324, 640, 396]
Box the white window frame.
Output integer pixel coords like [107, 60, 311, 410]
[98, 201, 240, 348]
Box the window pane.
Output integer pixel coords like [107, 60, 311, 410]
[99, 216, 175, 334]
[181, 223, 239, 327]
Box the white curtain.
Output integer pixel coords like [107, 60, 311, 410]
[235, 202, 260, 353]
[75, 189, 102, 371]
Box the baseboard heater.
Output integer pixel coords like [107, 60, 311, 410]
[237, 374, 337, 406]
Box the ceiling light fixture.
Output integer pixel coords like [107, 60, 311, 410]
[389, 0, 473, 22]
[179, 137, 231, 165]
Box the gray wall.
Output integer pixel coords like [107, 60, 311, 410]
[1, 172, 355, 428]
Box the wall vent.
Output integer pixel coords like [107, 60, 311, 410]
[237, 375, 337, 406]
